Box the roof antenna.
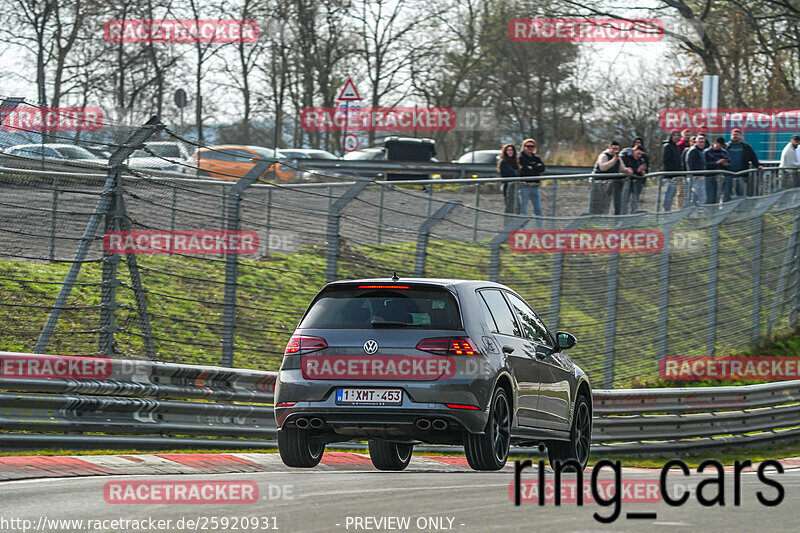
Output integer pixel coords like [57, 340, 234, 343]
[391, 271, 399, 282]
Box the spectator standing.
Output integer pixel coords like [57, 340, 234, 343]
[518, 138, 546, 216]
[703, 137, 729, 204]
[497, 143, 520, 214]
[779, 135, 800, 189]
[674, 129, 693, 206]
[684, 135, 707, 205]
[621, 144, 648, 212]
[661, 131, 682, 211]
[591, 141, 632, 214]
[725, 128, 763, 200]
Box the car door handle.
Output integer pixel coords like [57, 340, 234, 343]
[502, 345, 515, 354]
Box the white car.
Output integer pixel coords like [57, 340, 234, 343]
[126, 141, 193, 173]
[278, 148, 338, 160]
[5, 143, 104, 166]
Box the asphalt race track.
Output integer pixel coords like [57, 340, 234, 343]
[1, 453, 798, 532]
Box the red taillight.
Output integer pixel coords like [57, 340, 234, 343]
[284, 335, 327, 355]
[276, 402, 296, 408]
[416, 337, 480, 356]
[445, 403, 480, 410]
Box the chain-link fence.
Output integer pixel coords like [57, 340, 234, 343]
[1, 110, 798, 388]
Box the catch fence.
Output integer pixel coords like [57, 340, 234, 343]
[0, 117, 798, 389]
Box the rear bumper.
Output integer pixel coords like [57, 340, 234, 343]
[274, 369, 492, 439]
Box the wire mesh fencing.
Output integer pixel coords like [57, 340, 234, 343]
[1, 107, 798, 387]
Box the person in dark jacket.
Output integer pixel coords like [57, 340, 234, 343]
[497, 143, 520, 214]
[621, 144, 647, 212]
[725, 128, 763, 199]
[661, 131, 682, 211]
[591, 141, 632, 214]
[517, 138, 546, 216]
[703, 137, 729, 204]
[684, 135, 707, 205]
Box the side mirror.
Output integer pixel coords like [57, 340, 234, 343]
[556, 331, 577, 350]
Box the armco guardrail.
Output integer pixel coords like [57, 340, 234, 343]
[1, 353, 798, 454]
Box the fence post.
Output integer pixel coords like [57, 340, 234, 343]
[220, 159, 271, 367]
[602, 214, 644, 388]
[792, 200, 800, 327]
[488, 217, 528, 282]
[264, 188, 272, 254]
[377, 184, 385, 245]
[35, 116, 163, 354]
[655, 210, 693, 362]
[472, 183, 480, 242]
[550, 178, 558, 218]
[326, 180, 371, 283]
[745, 194, 783, 343]
[49, 177, 59, 261]
[414, 201, 459, 277]
[170, 181, 177, 231]
[767, 205, 800, 337]
[706, 223, 720, 356]
[547, 215, 592, 332]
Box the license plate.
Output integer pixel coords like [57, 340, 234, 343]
[336, 388, 403, 405]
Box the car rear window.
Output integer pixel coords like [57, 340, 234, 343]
[299, 285, 461, 329]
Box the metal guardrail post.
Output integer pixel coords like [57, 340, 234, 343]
[377, 185, 385, 245]
[326, 180, 371, 283]
[746, 194, 784, 343]
[547, 216, 592, 332]
[170, 182, 177, 231]
[414, 201, 459, 277]
[264, 188, 272, 254]
[221, 160, 271, 367]
[35, 116, 163, 354]
[49, 177, 59, 261]
[767, 206, 800, 337]
[706, 223, 720, 356]
[655, 210, 693, 361]
[472, 184, 480, 242]
[488, 217, 528, 282]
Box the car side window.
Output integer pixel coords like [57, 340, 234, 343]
[505, 292, 552, 347]
[477, 292, 498, 333]
[479, 289, 520, 337]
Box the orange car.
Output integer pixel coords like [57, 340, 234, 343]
[194, 145, 294, 181]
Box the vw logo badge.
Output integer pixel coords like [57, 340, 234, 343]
[363, 340, 379, 354]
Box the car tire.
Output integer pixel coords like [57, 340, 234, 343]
[547, 392, 591, 472]
[464, 387, 511, 471]
[368, 440, 413, 471]
[278, 427, 324, 468]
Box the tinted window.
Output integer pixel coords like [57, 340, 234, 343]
[505, 292, 552, 346]
[479, 289, 520, 337]
[477, 292, 498, 332]
[300, 286, 461, 330]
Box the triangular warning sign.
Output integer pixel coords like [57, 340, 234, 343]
[337, 78, 361, 101]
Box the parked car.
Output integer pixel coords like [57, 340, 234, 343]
[453, 150, 500, 165]
[274, 277, 592, 471]
[127, 141, 192, 172]
[342, 137, 438, 180]
[4, 143, 104, 166]
[278, 148, 338, 160]
[194, 145, 294, 181]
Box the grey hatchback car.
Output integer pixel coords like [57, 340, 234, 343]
[274, 277, 592, 471]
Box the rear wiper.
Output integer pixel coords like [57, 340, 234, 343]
[370, 320, 421, 328]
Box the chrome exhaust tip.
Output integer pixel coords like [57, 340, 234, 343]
[294, 417, 309, 429]
[309, 417, 324, 429]
[415, 418, 431, 430]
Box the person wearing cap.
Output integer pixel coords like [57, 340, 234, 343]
[661, 130, 682, 211]
[704, 137, 729, 204]
[725, 128, 762, 200]
[684, 135, 707, 205]
[779, 135, 800, 189]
